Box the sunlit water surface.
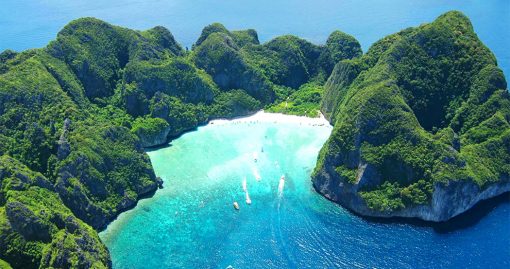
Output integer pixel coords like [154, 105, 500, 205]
[99, 113, 510, 268]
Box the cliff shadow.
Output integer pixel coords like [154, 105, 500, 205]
[145, 142, 174, 152]
[358, 192, 510, 234]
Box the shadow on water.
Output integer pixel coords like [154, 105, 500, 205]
[145, 142, 173, 152]
[359, 192, 510, 234]
[143, 110, 262, 152]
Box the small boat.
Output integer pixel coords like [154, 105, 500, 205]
[233, 202, 240, 210]
[253, 152, 258, 162]
[245, 192, 252, 205]
[261, 147, 264, 153]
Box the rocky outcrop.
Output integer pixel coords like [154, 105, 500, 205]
[193, 32, 275, 103]
[54, 125, 160, 230]
[313, 11, 510, 222]
[313, 162, 510, 221]
[318, 30, 362, 76]
[123, 59, 215, 106]
[0, 156, 110, 269]
[136, 125, 171, 148]
[57, 118, 72, 160]
[262, 35, 323, 89]
[5, 201, 52, 242]
[320, 60, 360, 121]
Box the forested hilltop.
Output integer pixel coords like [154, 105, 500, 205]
[313, 11, 510, 221]
[0, 18, 360, 268]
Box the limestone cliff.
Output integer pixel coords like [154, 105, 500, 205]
[313, 11, 510, 222]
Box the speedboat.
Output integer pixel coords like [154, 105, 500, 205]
[245, 192, 252, 205]
[233, 202, 240, 210]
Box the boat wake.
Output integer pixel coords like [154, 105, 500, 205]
[245, 191, 252, 205]
[278, 175, 285, 197]
[273, 183, 294, 267]
[242, 177, 247, 192]
[242, 177, 252, 205]
[252, 166, 261, 181]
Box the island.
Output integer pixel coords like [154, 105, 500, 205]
[0, 10, 508, 269]
[312, 11, 510, 221]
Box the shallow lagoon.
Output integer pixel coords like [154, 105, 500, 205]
[99, 112, 510, 269]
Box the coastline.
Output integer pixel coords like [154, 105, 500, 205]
[208, 110, 330, 126]
[144, 110, 331, 150]
[107, 110, 330, 230]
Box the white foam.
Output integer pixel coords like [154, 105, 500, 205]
[242, 177, 247, 192]
[252, 166, 261, 181]
[278, 175, 285, 195]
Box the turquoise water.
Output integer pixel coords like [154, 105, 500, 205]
[99, 114, 510, 268]
[0, 0, 509, 82]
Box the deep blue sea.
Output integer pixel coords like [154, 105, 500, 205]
[1, 1, 509, 268]
[1, 0, 509, 83]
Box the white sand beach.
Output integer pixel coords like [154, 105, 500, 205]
[208, 110, 331, 126]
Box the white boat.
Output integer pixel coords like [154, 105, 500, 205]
[245, 192, 252, 205]
[233, 202, 240, 210]
[253, 152, 258, 162]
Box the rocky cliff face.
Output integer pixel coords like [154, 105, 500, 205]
[313, 11, 510, 222]
[313, 158, 510, 221]
[0, 156, 110, 269]
[136, 125, 171, 148]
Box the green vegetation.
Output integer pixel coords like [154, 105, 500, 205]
[313, 11, 510, 212]
[360, 182, 405, 211]
[318, 30, 362, 75]
[359, 179, 434, 211]
[0, 17, 356, 267]
[2, 10, 504, 267]
[268, 82, 323, 117]
[0, 259, 12, 269]
[0, 156, 109, 268]
[131, 117, 169, 138]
